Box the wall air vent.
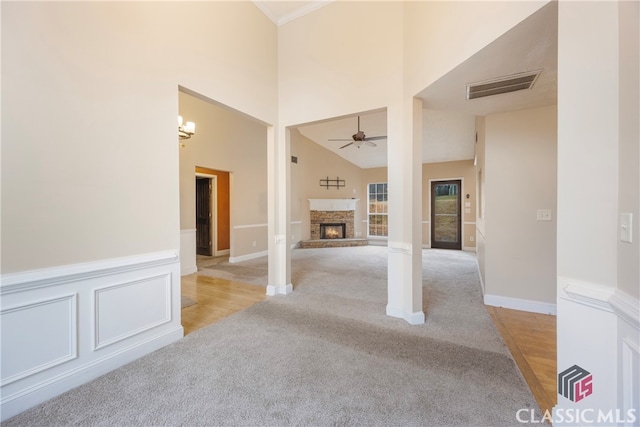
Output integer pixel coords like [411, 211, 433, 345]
[466, 70, 542, 100]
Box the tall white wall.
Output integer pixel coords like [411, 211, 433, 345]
[555, 2, 639, 423]
[1, 1, 277, 273]
[482, 105, 557, 313]
[1, 2, 277, 420]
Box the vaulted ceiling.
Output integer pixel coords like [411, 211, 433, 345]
[254, 1, 558, 170]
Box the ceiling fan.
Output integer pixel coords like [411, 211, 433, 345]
[329, 116, 387, 149]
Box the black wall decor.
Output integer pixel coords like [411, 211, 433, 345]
[320, 176, 346, 189]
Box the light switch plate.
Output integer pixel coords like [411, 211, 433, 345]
[465, 202, 471, 207]
[537, 209, 552, 221]
[620, 213, 633, 243]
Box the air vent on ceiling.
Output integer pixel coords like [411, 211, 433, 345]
[466, 70, 542, 100]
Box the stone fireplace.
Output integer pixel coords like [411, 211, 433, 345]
[300, 199, 367, 248]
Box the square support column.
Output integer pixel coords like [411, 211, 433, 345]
[267, 125, 292, 295]
[386, 98, 424, 324]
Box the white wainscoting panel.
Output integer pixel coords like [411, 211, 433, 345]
[94, 274, 171, 350]
[0, 251, 183, 421]
[554, 278, 640, 426]
[1, 295, 77, 386]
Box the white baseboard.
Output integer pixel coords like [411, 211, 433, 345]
[0, 251, 183, 421]
[215, 249, 230, 257]
[404, 310, 425, 325]
[484, 293, 557, 315]
[266, 283, 292, 296]
[463, 246, 477, 252]
[229, 250, 268, 264]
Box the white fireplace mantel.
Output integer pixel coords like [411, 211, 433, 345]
[308, 198, 359, 211]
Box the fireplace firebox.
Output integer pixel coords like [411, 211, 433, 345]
[320, 223, 346, 240]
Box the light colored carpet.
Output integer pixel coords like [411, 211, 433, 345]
[5, 247, 542, 426]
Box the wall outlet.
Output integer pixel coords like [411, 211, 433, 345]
[252, 241, 256, 247]
[469, 236, 475, 242]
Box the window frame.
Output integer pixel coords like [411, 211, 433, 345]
[367, 182, 388, 238]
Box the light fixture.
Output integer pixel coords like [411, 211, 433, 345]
[178, 115, 196, 140]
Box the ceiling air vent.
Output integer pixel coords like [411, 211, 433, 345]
[466, 70, 542, 100]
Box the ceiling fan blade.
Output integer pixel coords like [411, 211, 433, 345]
[364, 135, 387, 141]
[365, 141, 377, 147]
[329, 138, 353, 142]
[339, 142, 353, 149]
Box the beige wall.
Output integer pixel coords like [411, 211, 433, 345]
[278, 1, 403, 127]
[359, 162, 476, 247]
[403, 1, 548, 96]
[290, 130, 365, 241]
[475, 116, 487, 290]
[483, 105, 557, 305]
[1, 2, 277, 273]
[422, 161, 476, 249]
[179, 92, 268, 258]
[617, 0, 640, 299]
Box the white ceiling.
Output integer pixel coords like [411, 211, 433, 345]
[262, 1, 558, 170]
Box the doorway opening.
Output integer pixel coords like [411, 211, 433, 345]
[195, 166, 230, 257]
[196, 176, 215, 256]
[431, 179, 462, 250]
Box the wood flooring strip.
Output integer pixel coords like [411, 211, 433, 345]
[487, 306, 556, 417]
[180, 274, 266, 336]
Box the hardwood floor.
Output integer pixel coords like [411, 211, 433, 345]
[487, 306, 557, 416]
[180, 274, 266, 335]
[180, 274, 557, 416]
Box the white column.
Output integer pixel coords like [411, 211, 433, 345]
[555, 2, 625, 422]
[386, 98, 424, 324]
[267, 125, 292, 295]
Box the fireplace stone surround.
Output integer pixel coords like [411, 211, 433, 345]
[300, 199, 367, 249]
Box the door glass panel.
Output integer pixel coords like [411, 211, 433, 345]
[433, 183, 459, 242]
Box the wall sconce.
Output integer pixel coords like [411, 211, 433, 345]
[178, 116, 196, 143]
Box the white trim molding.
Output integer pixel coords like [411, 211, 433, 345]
[554, 277, 640, 424]
[0, 251, 182, 421]
[266, 283, 293, 296]
[308, 198, 359, 211]
[233, 223, 268, 230]
[484, 293, 557, 315]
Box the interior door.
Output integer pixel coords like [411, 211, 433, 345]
[196, 177, 212, 256]
[431, 180, 462, 250]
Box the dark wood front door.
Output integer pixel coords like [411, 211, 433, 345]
[196, 177, 212, 256]
[431, 180, 462, 250]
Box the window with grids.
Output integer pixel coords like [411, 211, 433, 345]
[368, 183, 388, 237]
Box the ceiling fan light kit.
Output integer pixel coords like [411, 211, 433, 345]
[328, 116, 387, 149]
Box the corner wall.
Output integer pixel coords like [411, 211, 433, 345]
[290, 130, 366, 242]
[179, 92, 268, 264]
[481, 105, 557, 314]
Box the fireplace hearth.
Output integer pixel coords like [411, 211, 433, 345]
[320, 223, 346, 240]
